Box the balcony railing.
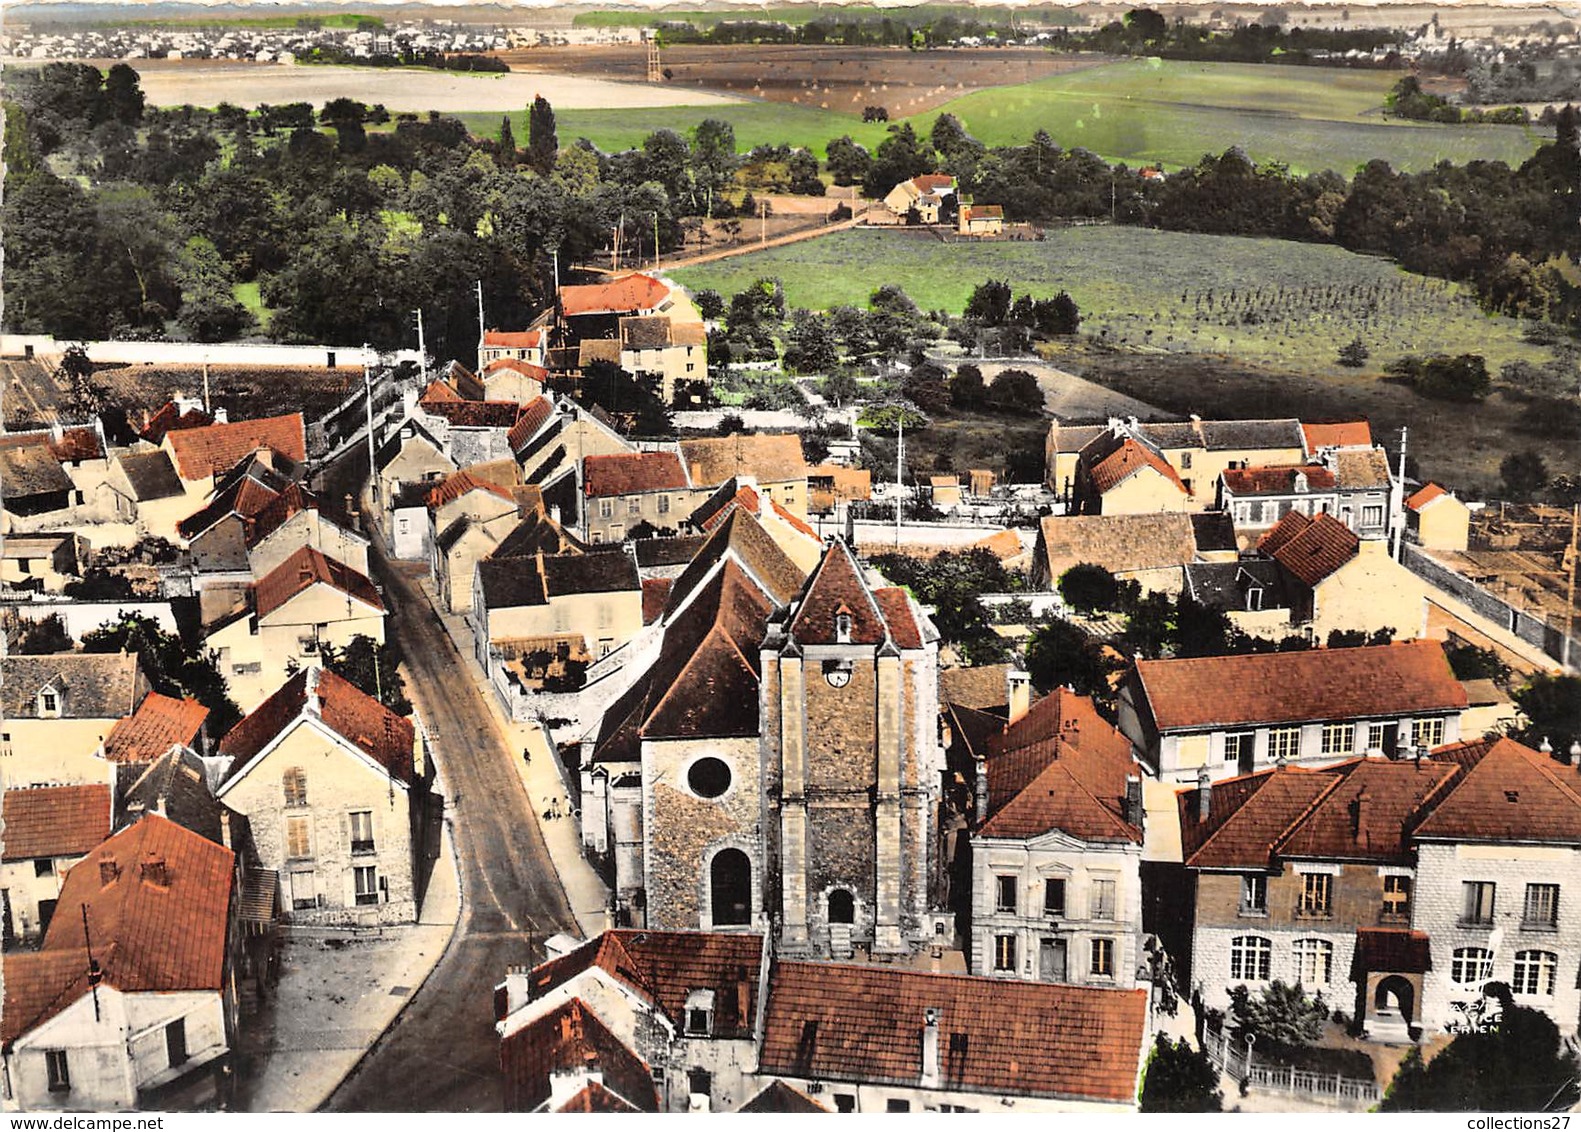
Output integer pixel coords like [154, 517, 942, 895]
[351, 839, 376, 856]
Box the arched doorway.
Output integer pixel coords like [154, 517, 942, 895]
[828, 889, 855, 924]
[1374, 975, 1415, 1024]
[709, 848, 752, 927]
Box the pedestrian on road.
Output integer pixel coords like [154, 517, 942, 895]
[523, 747, 531, 764]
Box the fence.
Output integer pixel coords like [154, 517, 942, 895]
[1402, 544, 1580, 667]
[1201, 1027, 1380, 1105]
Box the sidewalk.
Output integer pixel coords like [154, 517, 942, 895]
[235, 822, 461, 1112]
[416, 575, 611, 941]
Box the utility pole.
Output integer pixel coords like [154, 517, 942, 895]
[760, 198, 767, 246]
[201, 359, 211, 415]
[551, 246, 560, 304]
[1566, 502, 1579, 670]
[1391, 425, 1408, 562]
[364, 345, 378, 512]
[474, 280, 486, 357]
[413, 309, 428, 382]
[895, 408, 904, 548]
[654, 213, 660, 269]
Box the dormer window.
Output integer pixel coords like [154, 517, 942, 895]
[37, 688, 61, 717]
[1246, 586, 1264, 612]
[1294, 472, 1308, 493]
[834, 611, 852, 643]
[684, 989, 716, 1037]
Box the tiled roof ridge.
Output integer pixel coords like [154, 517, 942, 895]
[1183, 766, 1320, 865]
[1267, 761, 1365, 860]
[980, 752, 1140, 843]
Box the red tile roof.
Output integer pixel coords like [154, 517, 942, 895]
[1179, 767, 1338, 868]
[254, 546, 384, 619]
[1302, 421, 1372, 452]
[483, 329, 544, 349]
[103, 692, 210, 764]
[501, 998, 659, 1113]
[873, 586, 926, 650]
[527, 929, 764, 1040]
[771, 498, 819, 539]
[45, 813, 234, 993]
[485, 357, 549, 383]
[1352, 928, 1431, 975]
[1405, 483, 1450, 512]
[554, 1080, 643, 1112]
[759, 961, 1147, 1104]
[1221, 464, 1338, 496]
[583, 451, 689, 497]
[1274, 758, 1462, 863]
[426, 467, 517, 511]
[2, 948, 98, 1047]
[738, 1079, 830, 1113]
[1090, 438, 1187, 496]
[788, 538, 889, 646]
[911, 173, 956, 193]
[218, 667, 416, 785]
[0, 784, 112, 861]
[418, 377, 464, 404]
[1135, 640, 1467, 733]
[421, 399, 525, 428]
[681, 434, 808, 489]
[140, 400, 214, 444]
[245, 481, 320, 547]
[507, 397, 556, 453]
[979, 688, 1141, 843]
[1413, 737, 1581, 844]
[559, 273, 670, 318]
[164, 413, 306, 481]
[642, 578, 672, 625]
[1260, 511, 1359, 587]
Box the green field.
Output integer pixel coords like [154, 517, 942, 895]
[672, 226, 1554, 373]
[110, 12, 383, 28]
[465, 59, 1544, 174]
[232, 281, 273, 331]
[572, 5, 1080, 28]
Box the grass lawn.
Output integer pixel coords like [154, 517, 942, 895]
[232, 281, 274, 332]
[573, 4, 1081, 28]
[912, 59, 1544, 173]
[672, 226, 1554, 373]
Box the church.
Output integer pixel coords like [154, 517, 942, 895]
[583, 513, 947, 959]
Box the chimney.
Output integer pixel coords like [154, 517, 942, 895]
[1006, 669, 1031, 725]
[1195, 769, 1213, 823]
[920, 1008, 942, 1089]
[549, 504, 562, 525]
[1124, 774, 1144, 829]
[1569, 740, 1580, 769]
[344, 492, 360, 530]
[140, 854, 169, 887]
[1350, 790, 1370, 840]
[212, 407, 229, 425]
[974, 756, 989, 826]
[220, 809, 232, 850]
[497, 965, 533, 1021]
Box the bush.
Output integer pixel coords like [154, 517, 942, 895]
[1386, 353, 1490, 402]
[1139, 1035, 1223, 1113]
[1059, 563, 1121, 614]
[1337, 336, 1369, 367]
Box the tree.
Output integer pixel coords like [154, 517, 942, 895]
[0, 612, 73, 654]
[987, 368, 1043, 412]
[690, 118, 740, 213]
[694, 288, 725, 320]
[902, 361, 951, 415]
[949, 363, 986, 410]
[1025, 617, 1114, 698]
[1124, 7, 1169, 43]
[1501, 451, 1550, 501]
[821, 369, 863, 409]
[965, 279, 1013, 326]
[1060, 563, 1122, 613]
[1337, 337, 1370, 367]
[1446, 643, 1511, 682]
[1514, 673, 1581, 755]
[63, 568, 135, 600]
[1381, 1003, 1580, 1111]
[80, 613, 241, 737]
[497, 114, 517, 168]
[1228, 981, 1326, 1053]
[784, 310, 839, 374]
[527, 94, 558, 175]
[174, 236, 253, 343]
[863, 122, 936, 198]
[825, 135, 872, 187]
[321, 634, 412, 716]
[102, 63, 145, 125]
[1139, 1035, 1223, 1113]
[786, 148, 825, 195]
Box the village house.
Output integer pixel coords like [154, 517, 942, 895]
[1030, 511, 1238, 594]
[204, 546, 386, 711]
[101, 449, 189, 541]
[882, 173, 957, 224]
[1255, 510, 1426, 639]
[808, 464, 872, 518]
[510, 394, 634, 531]
[473, 546, 643, 678]
[617, 316, 708, 405]
[0, 783, 113, 944]
[582, 450, 694, 544]
[957, 687, 1146, 988]
[680, 434, 810, 518]
[162, 412, 307, 495]
[495, 929, 765, 1112]
[179, 452, 301, 625]
[214, 667, 424, 924]
[957, 202, 1005, 236]
[407, 380, 526, 468]
[755, 959, 1149, 1112]
[244, 484, 369, 580]
[0, 651, 151, 787]
[480, 357, 549, 404]
[1046, 416, 1307, 511]
[374, 416, 455, 558]
[1177, 736, 1581, 1040]
[687, 476, 823, 572]
[1, 814, 240, 1111]
[425, 463, 527, 615]
[1217, 447, 1395, 545]
[101, 690, 211, 766]
[1118, 640, 1471, 783]
[0, 532, 84, 593]
[1181, 558, 1295, 638]
[479, 327, 547, 371]
[1406, 483, 1472, 552]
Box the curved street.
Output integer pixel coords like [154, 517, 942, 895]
[318, 455, 580, 1112]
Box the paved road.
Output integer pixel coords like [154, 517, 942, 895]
[320, 454, 579, 1113]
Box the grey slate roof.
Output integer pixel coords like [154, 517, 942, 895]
[1197, 419, 1305, 451]
[1190, 511, 1239, 554]
[117, 450, 185, 502]
[2, 652, 145, 719]
[0, 445, 72, 497]
[1183, 559, 1292, 611]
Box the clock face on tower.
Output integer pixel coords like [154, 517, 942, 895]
[824, 660, 852, 688]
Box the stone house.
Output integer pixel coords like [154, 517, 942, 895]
[425, 463, 527, 615]
[1, 814, 241, 1111]
[374, 417, 455, 557]
[960, 688, 1146, 988]
[0, 532, 84, 592]
[1256, 510, 1427, 640]
[0, 426, 111, 535]
[1031, 511, 1238, 594]
[687, 476, 823, 572]
[101, 449, 189, 541]
[680, 435, 809, 519]
[245, 484, 369, 580]
[204, 546, 385, 711]
[408, 383, 526, 469]
[495, 929, 766, 1112]
[1118, 640, 1470, 783]
[480, 357, 548, 404]
[617, 317, 708, 405]
[583, 450, 695, 545]
[1218, 448, 1395, 546]
[162, 412, 306, 492]
[1177, 736, 1581, 1039]
[474, 547, 642, 675]
[0, 651, 151, 787]
[957, 203, 1004, 236]
[510, 395, 634, 532]
[479, 327, 546, 371]
[0, 783, 113, 943]
[214, 667, 424, 924]
[882, 173, 957, 224]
